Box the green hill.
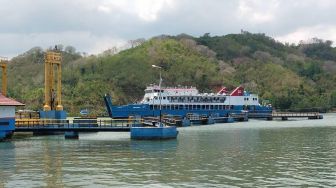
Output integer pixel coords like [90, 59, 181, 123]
[5, 32, 336, 115]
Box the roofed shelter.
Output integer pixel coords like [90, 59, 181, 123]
[0, 94, 24, 140]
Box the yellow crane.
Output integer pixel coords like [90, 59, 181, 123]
[0, 57, 7, 96]
[43, 50, 63, 111]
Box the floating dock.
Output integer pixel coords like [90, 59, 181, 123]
[15, 118, 178, 140]
[249, 112, 323, 120]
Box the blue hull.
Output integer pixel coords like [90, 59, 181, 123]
[110, 104, 272, 118]
[0, 118, 15, 140]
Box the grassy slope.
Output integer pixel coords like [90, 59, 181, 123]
[6, 33, 336, 115]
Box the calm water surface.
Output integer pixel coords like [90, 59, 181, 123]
[1, 114, 336, 187]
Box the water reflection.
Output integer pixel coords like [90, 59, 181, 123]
[0, 142, 15, 187]
[0, 115, 336, 187]
[130, 140, 177, 152]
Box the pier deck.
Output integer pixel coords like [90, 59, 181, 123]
[249, 112, 323, 120]
[14, 119, 138, 133]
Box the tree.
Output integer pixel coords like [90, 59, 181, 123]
[65, 46, 76, 54]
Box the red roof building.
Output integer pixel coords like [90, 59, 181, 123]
[0, 94, 25, 106]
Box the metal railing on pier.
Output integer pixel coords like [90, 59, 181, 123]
[248, 112, 322, 120]
[271, 112, 320, 117]
[14, 118, 143, 132]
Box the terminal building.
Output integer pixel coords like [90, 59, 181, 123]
[0, 94, 24, 140]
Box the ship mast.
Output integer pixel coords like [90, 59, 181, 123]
[152, 64, 163, 127]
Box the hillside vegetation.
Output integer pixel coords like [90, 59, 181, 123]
[5, 32, 336, 115]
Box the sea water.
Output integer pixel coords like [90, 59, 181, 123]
[1, 114, 336, 187]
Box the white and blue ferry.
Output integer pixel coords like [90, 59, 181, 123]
[104, 85, 272, 118]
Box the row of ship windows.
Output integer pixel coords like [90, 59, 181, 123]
[244, 98, 258, 101]
[149, 104, 234, 110]
[149, 96, 226, 103]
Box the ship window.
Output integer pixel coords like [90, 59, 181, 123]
[154, 96, 157, 99]
[189, 105, 192, 110]
[197, 105, 200, 110]
[162, 105, 166, 110]
[150, 105, 153, 110]
[179, 105, 184, 109]
[163, 97, 166, 100]
[210, 105, 214, 110]
[174, 105, 178, 110]
[202, 105, 205, 109]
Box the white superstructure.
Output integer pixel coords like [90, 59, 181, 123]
[140, 85, 260, 107]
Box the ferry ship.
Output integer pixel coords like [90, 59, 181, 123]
[104, 85, 272, 118]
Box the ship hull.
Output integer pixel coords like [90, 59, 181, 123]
[110, 104, 272, 118]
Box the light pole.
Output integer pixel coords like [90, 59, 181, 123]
[152, 65, 163, 127]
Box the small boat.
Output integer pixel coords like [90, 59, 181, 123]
[80, 109, 89, 116]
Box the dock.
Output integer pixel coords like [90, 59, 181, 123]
[14, 117, 180, 140]
[9, 111, 324, 140]
[14, 118, 141, 138]
[249, 112, 323, 120]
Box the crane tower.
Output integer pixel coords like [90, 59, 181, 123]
[0, 57, 7, 96]
[43, 50, 63, 111]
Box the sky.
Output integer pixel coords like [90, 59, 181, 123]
[1, 0, 336, 58]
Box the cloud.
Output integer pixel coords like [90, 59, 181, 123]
[237, 0, 278, 24]
[275, 25, 336, 45]
[97, 0, 175, 22]
[0, 0, 336, 57]
[0, 31, 126, 57]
